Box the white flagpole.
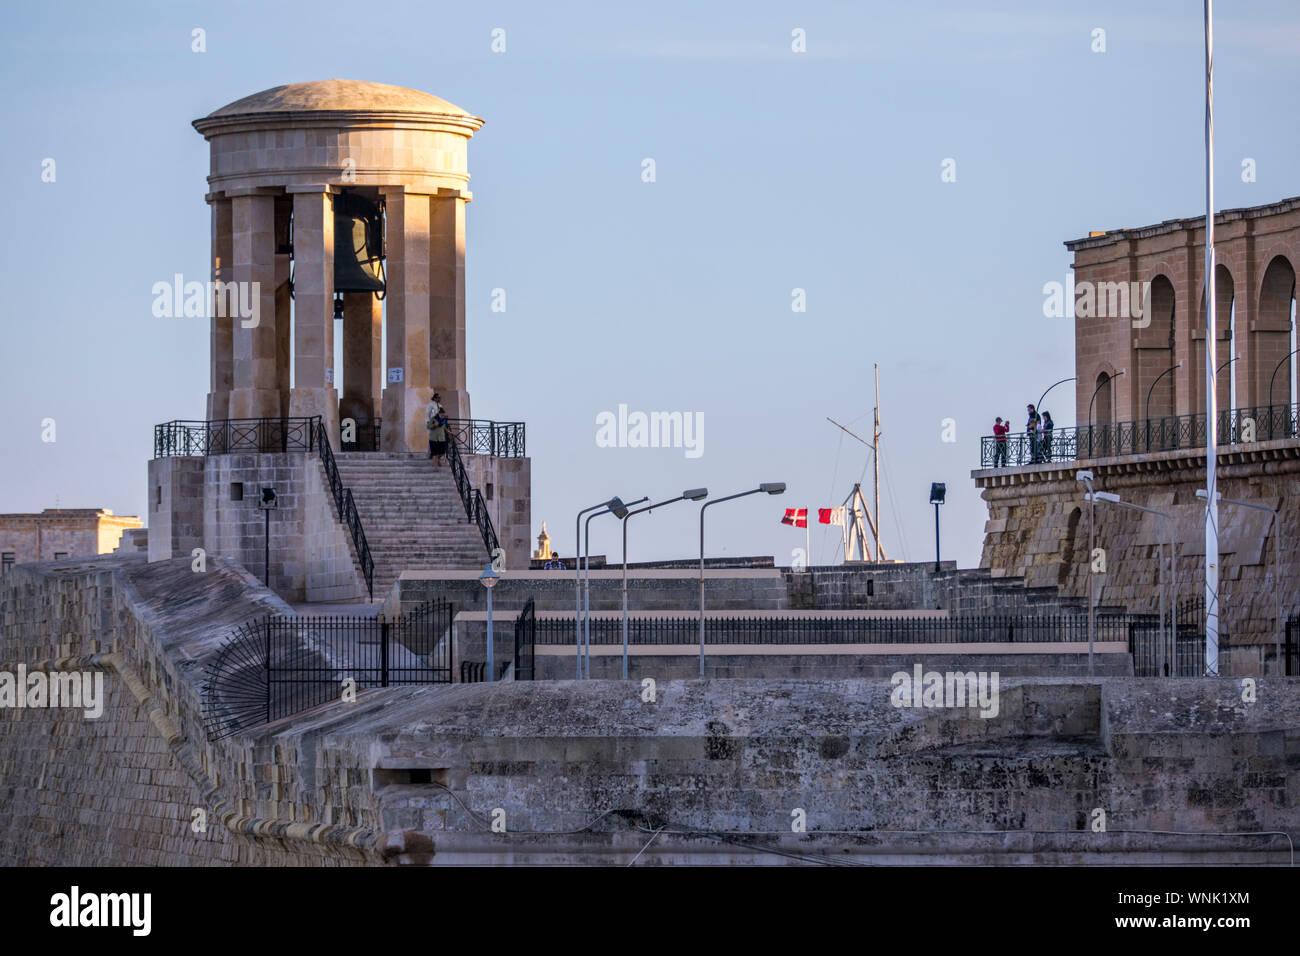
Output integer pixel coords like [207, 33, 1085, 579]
[1204, 0, 1221, 675]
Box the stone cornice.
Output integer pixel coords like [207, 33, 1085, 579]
[192, 109, 485, 139]
[972, 437, 1300, 494]
[1064, 195, 1300, 252]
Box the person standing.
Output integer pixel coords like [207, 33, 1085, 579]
[1025, 404, 1041, 463]
[1041, 411, 1054, 462]
[992, 416, 1009, 467]
[428, 409, 448, 469]
[426, 392, 443, 459]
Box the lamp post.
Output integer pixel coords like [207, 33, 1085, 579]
[1216, 354, 1239, 440]
[1199, 489, 1283, 673]
[583, 496, 646, 679]
[575, 498, 628, 680]
[1268, 347, 1300, 439]
[1075, 470, 1098, 676]
[699, 483, 785, 678]
[1087, 369, 1125, 459]
[1144, 362, 1182, 451]
[1085, 489, 1174, 675]
[622, 488, 709, 679]
[1036, 377, 1077, 418]
[929, 483, 946, 574]
[258, 486, 277, 588]
[479, 563, 500, 681]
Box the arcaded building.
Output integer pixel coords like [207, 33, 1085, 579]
[976, 196, 1300, 675]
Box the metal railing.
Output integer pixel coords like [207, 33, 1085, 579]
[154, 417, 320, 457]
[201, 599, 454, 740]
[317, 421, 374, 600]
[1128, 597, 1207, 677]
[514, 597, 536, 680]
[1287, 617, 1299, 677]
[444, 418, 526, 458]
[980, 401, 1300, 468]
[154, 416, 388, 456]
[444, 429, 500, 560]
[535, 611, 1154, 646]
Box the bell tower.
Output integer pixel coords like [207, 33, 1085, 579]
[192, 79, 484, 449]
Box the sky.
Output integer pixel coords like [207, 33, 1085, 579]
[3, 0, 1299, 570]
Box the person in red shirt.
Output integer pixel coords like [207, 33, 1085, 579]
[992, 417, 1010, 467]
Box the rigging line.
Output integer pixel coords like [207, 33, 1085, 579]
[822, 430, 846, 566]
[881, 446, 908, 561]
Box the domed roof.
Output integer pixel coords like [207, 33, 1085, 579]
[205, 79, 472, 118]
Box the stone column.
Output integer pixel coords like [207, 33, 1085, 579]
[228, 191, 280, 419]
[380, 187, 434, 452]
[430, 190, 470, 419]
[340, 291, 382, 434]
[288, 186, 339, 445]
[275, 197, 293, 420]
[206, 195, 233, 421]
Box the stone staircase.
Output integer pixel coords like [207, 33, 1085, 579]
[332, 452, 488, 598]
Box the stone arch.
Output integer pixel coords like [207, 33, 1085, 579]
[1135, 274, 1176, 422]
[1255, 255, 1296, 411]
[1192, 263, 1235, 416]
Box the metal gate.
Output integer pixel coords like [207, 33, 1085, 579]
[514, 597, 536, 681]
[202, 599, 454, 740]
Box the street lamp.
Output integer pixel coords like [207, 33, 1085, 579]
[1036, 376, 1077, 417]
[621, 488, 709, 679]
[1268, 347, 1300, 439]
[582, 495, 647, 679]
[1075, 470, 1099, 676]
[1087, 369, 1126, 459]
[1144, 362, 1181, 451]
[575, 497, 628, 680]
[479, 563, 500, 682]
[1084, 488, 1175, 675]
[699, 483, 785, 678]
[1199, 489, 1283, 673]
[258, 486, 278, 588]
[929, 483, 946, 574]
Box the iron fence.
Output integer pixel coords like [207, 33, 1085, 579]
[444, 430, 499, 559]
[201, 599, 454, 740]
[444, 418, 526, 458]
[154, 416, 321, 457]
[980, 401, 1300, 468]
[535, 611, 1150, 646]
[1128, 597, 1207, 677]
[1287, 617, 1300, 677]
[317, 422, 374, 599]
[514, 597, 536, 680]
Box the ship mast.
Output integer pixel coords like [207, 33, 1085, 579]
[873, 364, 881, 562]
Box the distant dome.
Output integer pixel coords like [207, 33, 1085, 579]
[204, 79, 472, 118]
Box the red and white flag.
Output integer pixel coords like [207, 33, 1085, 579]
[781, 508, 807, 528]
[818, 507, 846, 526]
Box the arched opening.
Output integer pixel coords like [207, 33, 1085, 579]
[1093, 371, 1113, 424]
[1255, 256, 1296, 424]
[1135, 275, 1176, 424]
[1192, 264, 1234, 419]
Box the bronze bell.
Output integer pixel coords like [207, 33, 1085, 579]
[333, 193, 385, 294]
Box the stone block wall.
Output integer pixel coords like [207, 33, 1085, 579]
[976, 439, 1300, 674]
[149, 453, 364, 603]
[147, 457, 206, 563]
[463, 453, 530, 572]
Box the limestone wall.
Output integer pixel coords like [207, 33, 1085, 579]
[463, 454, 530, 573]
[976, 440, 1300, 674]
[0, 556, 381, 866]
